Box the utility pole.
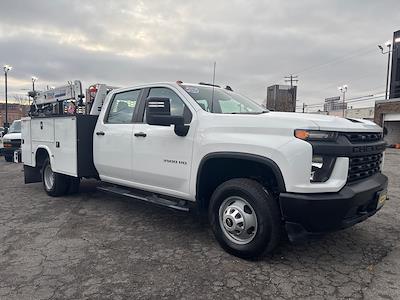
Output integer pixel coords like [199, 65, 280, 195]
[284, 75, 298, 111]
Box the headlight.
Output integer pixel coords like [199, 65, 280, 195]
[310, 155, 336, 182]
[295, 130, 338, 141]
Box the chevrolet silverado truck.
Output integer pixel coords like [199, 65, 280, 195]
[21, 81, 388, 258]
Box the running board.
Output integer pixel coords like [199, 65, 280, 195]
[97, 185, 190, 212]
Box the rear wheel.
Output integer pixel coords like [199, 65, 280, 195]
[4, 155, 13, 162]
[41, 158, 70, 197]
[209, 178, 281, 259]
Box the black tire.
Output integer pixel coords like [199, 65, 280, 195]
[4, 155, 13, 162]
[41, 158, 70, 197]
[209, 178, 281, 259]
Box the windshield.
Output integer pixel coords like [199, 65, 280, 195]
[9, 120, 21, 133]
[181, 84, 266, 114]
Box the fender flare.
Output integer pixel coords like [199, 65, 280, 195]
[33, 146, 53, 168]
[196, 152, 287, 197]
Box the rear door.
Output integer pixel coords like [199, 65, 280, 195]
[130, 86, 197, 199]
[93, 89, 142, 183]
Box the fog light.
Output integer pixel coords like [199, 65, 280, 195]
[310, 155, 336, 182]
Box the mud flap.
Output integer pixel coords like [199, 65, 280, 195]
[24, 165, 42, 184]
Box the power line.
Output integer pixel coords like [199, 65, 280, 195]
[294, 47, 377, 75]
[304, 92, 385, 108]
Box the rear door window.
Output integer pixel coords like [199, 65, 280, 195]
[106, 89, 141, 124]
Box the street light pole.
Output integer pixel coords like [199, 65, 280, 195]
[32, 76, 37, 92]
[338, 85, 348, 118]
[3, 65, 12, 129]
[378, 41, 392, 100]
[385, 45, 391, 100]
[31, 76, 38, 106]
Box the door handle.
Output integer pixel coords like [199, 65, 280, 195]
[134, 132, 147, 137]
[96, 131, 105, 136]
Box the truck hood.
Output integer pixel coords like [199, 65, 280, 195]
[268, 112, 381, 132]
[2, 132, 22, 140]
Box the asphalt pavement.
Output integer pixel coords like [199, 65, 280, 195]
[0, 150, 399, 299]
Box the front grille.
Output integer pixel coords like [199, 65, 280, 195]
[4, 139, 21, 148]
[348, 153, 383, 182]
[341, 132, 382, 143]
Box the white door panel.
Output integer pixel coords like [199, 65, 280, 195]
[94, 124, 133, 181]
[93, 89, 141, 181]
[132, 123, 195, 196]
[53, 118, 77, 176]
[31, 119, 54, 142]
[21, 119, 32, 165]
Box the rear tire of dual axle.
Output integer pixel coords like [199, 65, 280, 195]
[41, 158, 80, 197]
[209, 178, 282, 259]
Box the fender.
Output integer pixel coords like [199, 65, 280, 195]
[24, 146, 52, 184]
[33, 145, 53, 168]
[196, 152, 287, 197]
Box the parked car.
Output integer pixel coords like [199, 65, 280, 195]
[1, 120, 22, 162]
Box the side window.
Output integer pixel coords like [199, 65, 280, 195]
[107, 89, 141, 123]
[147, 87, 192, 123]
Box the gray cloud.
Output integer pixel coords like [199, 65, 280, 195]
[0, 0, 399, 109]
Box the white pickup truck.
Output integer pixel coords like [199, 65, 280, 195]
[21, 81, 388, 258]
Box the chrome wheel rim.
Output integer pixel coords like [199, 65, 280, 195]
[218, 196, 258, 245]
[44, 164, 55, 190]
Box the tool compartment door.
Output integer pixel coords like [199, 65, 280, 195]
[21, 118, 32, 165]
[53, 117, 78, 176]
[31, 118, 55, 142]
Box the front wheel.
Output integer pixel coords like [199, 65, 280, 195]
[209, 178, 282, 259]
[4, 155, 13, 162]
[41, 158, 70, 197]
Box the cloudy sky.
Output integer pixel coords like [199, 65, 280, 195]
[0, 0, 399, 110]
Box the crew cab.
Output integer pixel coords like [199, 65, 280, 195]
[21, 81, 388, 258]
[1, 119, 21, 162]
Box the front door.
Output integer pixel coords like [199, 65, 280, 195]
[131, 86, 196, 199]
[93, 89, 142, 184]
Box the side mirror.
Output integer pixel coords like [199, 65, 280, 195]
[145, 97, 189, 136]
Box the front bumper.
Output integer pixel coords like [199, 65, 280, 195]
[279, 173, 388, 242]
[0, 147, 19, 156]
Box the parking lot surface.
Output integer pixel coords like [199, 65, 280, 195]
[0, 150, 399, 300]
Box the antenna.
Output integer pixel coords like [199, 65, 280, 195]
[210, 61, 216, 113]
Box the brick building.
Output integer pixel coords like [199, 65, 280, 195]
[0, 103, 30, 127]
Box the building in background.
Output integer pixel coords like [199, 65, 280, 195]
[0, 103, 30, 126]
[323, 96, 347, 112]
[327, 107, 374, 120]
[265, 84, 297, 112]
[345, 107, 374, 120]
[375, 98, 400, 145]
[389, 30, 400, 99]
